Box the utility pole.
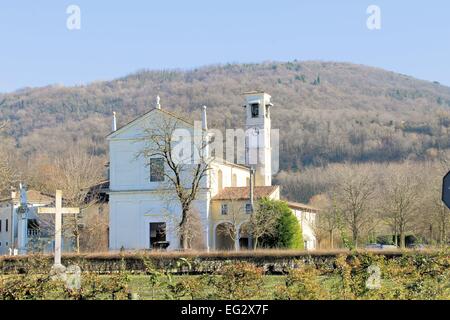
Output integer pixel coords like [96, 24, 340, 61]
[249, 167, 255, 249]
[249, 167, 255, 212]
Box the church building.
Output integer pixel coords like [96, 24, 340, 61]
[107, 92, 317, 251]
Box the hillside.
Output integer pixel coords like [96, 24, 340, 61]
[1, 61, 450, 171]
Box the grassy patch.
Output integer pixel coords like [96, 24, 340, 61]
[128, 275, 285, 300]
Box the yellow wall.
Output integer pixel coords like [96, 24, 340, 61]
[209, 187, 282, 249]
[210, 162, 250, 197]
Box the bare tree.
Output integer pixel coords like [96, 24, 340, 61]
[420, 162, 450, 247]
[332, 165, 375, 248]
[79, 201, 109, 252]
[309, 194, 340, 249]
[429, 201, 450, 247]
[30, 147, 104, 252]
[248, 198, 280, 249]
[182, 207, 205, 250]
[379, 165, 421, 248]
[0, 140, 19, 196]
[138, 115, 213, 250]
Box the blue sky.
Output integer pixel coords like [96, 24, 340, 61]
[0, 1, 449, 92]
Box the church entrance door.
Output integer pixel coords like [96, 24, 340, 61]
[149, 222, 166, 248]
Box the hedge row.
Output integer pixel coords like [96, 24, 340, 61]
[0, 249, 446, 275]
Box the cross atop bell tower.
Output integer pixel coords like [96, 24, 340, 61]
[243, 91, 273, 186]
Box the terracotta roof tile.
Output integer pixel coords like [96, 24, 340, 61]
[212, 186, 279, 201]
[287, 201, 320, 213]
[24, 190, 54, 203]
[0, 190, 53, 204]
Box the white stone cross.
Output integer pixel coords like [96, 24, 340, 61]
[38, 190, 80, 267]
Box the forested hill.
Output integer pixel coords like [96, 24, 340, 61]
[2, 61, 450, 170]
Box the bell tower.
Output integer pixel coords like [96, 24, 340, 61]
[244, 91, 273, 186]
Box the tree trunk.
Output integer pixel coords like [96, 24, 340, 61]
[393, 218, 398, 247]
[429, 224, 433, 246]
[329, 229, 334, 249]
[76, 234, 80, 254]
[253, 237, 259, 250]
[180, 208, 189, 250]
[73, 225, 81, 253]
[399, 226, 405, 248]
[352, 226, 358, 248]
[181, 234, 189, 250]
[394, 229, 398, 247]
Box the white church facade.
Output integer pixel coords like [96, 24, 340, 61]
[107, 92, 317, 251]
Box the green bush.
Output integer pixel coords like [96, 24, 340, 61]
[277, 204, 303, 249]
[258, 199, 304, 249]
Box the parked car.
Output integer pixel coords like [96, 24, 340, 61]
[365, 243, 383, 249]
[365, 244, 398, 250]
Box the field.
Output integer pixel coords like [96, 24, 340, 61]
[0, 250, 449, 300]
[128, 275, 284, 300]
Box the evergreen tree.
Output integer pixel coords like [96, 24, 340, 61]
[257, 198, 304, 249]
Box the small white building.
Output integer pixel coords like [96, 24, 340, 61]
[287, 202, 319, 250]
[0, 186, 73, 255]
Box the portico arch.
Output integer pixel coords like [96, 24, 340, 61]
[215, 222, 235, 251]
[238, 222, 252, 250]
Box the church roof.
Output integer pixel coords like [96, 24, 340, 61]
[212, 158, 250, 171]
[212, 186, 279, 201]
[286, 201, 320, 213]
[107, 108, 201, 139]
[85, 180, 110, 191]
[0, 190, 54, 204]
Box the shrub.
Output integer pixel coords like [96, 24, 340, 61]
[0, 274, 59, 300]
[142, 257, 168, 300]
[61, 255, 131, 300]
[258, 199, 304, 249]
[166, 276, 210, 300]
[276, 205, 303, 249]
[209, 262, 264, 300]
[381, 251, 450, 300]
[0, 254, 60, 300]
[274, 265, 328, 300]
[61, 271, 130, 300]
